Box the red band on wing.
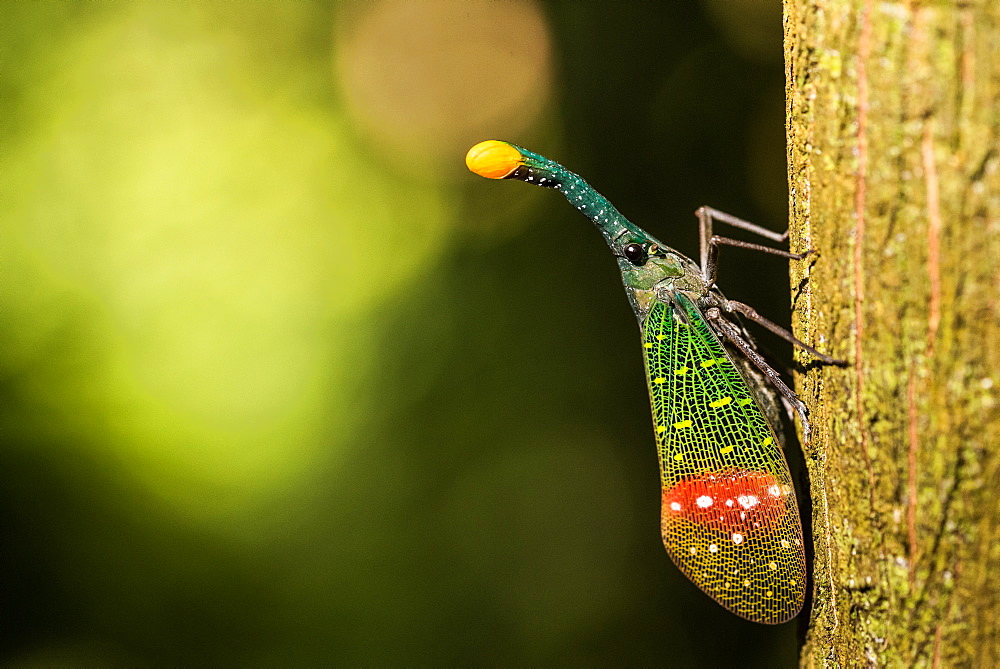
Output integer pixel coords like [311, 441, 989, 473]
[662, 468, 791, 536]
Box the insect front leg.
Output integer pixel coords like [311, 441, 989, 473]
[705, 308, 812, 442]
[696, 206, 813, 287]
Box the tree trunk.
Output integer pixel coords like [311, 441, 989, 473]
[783, 1, 999, 666]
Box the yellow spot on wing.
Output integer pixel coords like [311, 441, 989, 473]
[709, 396, 732, 408]
[673, 420, 693, 428]
[656, 334, 667, 340]
[656, 425, 667, 433]
[643, 342, 654, 349]
[763, 436, 774, 446]
[720, 445, 735, 454]
[700, 359, 716, 368]
[674, 366, 690, 375]
[737, 398, 753, 406]
[653, 377, 666, 384]
[673, 453, 684, 461]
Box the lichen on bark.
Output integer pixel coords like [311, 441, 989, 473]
[783, 1, 999, 666]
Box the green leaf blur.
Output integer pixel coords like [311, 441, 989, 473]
[2, 1, 798, 665]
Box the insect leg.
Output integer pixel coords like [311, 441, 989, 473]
[696, 206, 813, 286]
[706, 309, 812, 441]
[722, 300, 845, 365]
[697, 206, 789, 243]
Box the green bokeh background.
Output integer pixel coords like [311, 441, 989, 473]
[2, 2, 801, 665]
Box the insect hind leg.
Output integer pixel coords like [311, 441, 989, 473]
[705, 309, 812, 442]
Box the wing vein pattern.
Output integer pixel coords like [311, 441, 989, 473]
[643, 293, 806, 624]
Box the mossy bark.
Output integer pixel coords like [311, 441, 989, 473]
[783, 1, 999, 666]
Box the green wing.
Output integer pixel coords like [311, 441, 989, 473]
[642, 293, 806, 624]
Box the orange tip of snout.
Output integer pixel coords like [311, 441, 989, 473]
[466, 140, 523, 179]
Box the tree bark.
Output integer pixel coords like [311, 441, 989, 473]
[783, 1, 999, 666]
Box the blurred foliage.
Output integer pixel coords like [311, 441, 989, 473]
[2, 1, 797, 665]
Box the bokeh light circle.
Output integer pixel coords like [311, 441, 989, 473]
[335, 0, 552, 174]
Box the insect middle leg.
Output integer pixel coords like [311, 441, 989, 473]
[696, 206, 813, 287]
[722, 300, 844, 365]
[696, 206, 843, 366]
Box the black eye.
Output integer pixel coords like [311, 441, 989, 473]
[623, 243, 648, 266]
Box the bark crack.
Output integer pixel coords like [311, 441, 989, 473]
[906, 367, 920, 588]
[922, 116, 942, 357]
[854, 0, 876, 510]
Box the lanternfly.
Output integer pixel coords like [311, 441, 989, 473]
[467, 141, 840, 624]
